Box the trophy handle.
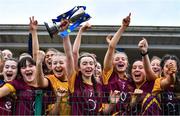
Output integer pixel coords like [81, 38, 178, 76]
[44, 22, 58, 38]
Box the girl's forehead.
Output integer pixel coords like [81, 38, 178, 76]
[151, 59, 160, 63]
[81, 56, 94, 62]
[5, 60, 17, 65]
[165, 59, 176, 64]
[23, 60, 34, 66]
[52, 55, 66, 61]
[133, 60, 143, 65]
[46, 50, 56, 55]
[2, 50, 11, 54]
[25, 60, 32, 65]
[114, 52, 127, 58]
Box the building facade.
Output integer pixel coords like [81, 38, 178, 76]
[0, 24, 180, 64]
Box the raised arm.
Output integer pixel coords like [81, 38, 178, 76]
[63, 35, 74, 79]
[36, 50, 49, 88]
[138, 38, 157, 81]
[73, 22, 91, 71]
[58, 20, 75, 79]
[160, 61, 177, 89]
[104, 13, 131, 72]
[29, 16, 39, 61]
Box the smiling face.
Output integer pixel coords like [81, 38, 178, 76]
[45, 50, 57, 70]
[18, 57, 36, 83]
[20, 61, 36, 83]
[94, 62, 102, 77]
[2, 49, 12, 61]
[131, 60, 146, 84]
[160, 55, 180, 80]
[151, 59, 161, 76]
[163, 59, 177, 77]
[51, 55, 66, 79]
[79, 56, 96, 78]
[113, 52, 128, 73]
[3, 59, 18, 82]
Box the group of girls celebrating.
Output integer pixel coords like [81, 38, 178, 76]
[0, 13, 179, 115]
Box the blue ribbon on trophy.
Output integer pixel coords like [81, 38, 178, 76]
[44, 6, 91, 38]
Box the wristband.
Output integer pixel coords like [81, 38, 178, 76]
[141, 51, 149, 56]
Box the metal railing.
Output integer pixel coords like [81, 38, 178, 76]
[0, 90, 179, 115]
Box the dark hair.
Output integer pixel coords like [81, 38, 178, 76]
[160, 54, 180, 85]
[42, 62, 53, 75]
[160, 55, 180, 94]
[18, 57, 36, 79]
[160, 54, 180, 74]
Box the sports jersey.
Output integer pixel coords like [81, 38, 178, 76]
[102, 68, 135, 115]
[133, 80, 161, 115]
[0, 80, 16, 115]
[69, 71, 103, 115]
[4, 79, 51, 115]
[152, 77, 180, 115]
[47, 74, 70, 115]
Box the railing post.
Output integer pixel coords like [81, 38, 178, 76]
[34, 90, 43, 115]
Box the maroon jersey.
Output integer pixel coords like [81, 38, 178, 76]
[0, 80, 16, 115]
[103, 69, 135, 115]
[132, 80, 162, 115]
[6, 79, 52, 115]
[69, 71, 103, 115]
[138, 80, 155, 96]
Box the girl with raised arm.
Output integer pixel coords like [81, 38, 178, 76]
[64, 22, 102, 115]
[138, 38, 180, 115]
[102, 13, 135, 115]
[34, 19, 72, 115]
[130, 59, 161, 115]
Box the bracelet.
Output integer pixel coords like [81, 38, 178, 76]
[141, 51, 149, 56]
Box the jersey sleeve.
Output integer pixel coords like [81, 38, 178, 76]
[68, 71, 77, 93]
[152, 78, 162, 94]
[102, 68, 113, 85]
[4, 83, 16, 93]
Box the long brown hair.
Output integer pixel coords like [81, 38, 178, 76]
[78, 52, 99, 96]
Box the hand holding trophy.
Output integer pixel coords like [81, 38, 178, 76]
[44, 6, 91, 38]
